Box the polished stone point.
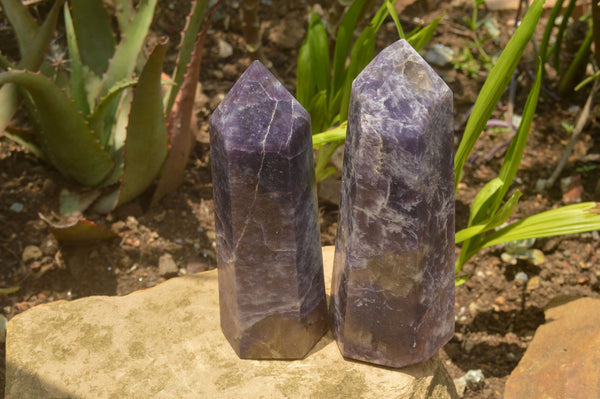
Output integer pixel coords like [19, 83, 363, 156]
[209, 60, 328, 359]
[331, 39, 455, 368]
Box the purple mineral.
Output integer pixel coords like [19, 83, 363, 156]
[331, 39, 455, 368]
[209, 61, 328, 359]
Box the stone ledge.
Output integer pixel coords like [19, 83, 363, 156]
[5, 246, 458, 398]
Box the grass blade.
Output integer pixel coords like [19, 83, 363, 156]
[331, 0, 367, 95]
[454, 0, 544, 189]
[482, 202, 600, 247]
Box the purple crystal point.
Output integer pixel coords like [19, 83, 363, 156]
[209, 61, 328, 359]
[331, 39, 455, 368]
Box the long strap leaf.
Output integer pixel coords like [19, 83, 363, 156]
[0, 71, 114, 186]
[454, 0, 544, 189]
[64, 2, 89, 115]
[0, 0, 38, 58]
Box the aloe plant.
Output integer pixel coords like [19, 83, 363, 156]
[0, 0, 213, 219]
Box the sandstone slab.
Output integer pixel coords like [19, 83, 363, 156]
[6, 246, 458, 399]
[504, 296, 600, 399]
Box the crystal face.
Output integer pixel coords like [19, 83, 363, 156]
[330, 40, 455, 368]
[209, 61, 328, 359]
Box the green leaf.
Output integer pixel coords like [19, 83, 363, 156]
[558, 26, 593, 95]
[482, 202, 600, 247]
[0, 71, 114, 186]
[87, 79, 137, 148]
[312, 122, 347, 148]
[118, 41, 169, 207]
[455, 275, 470, 286]
[468, 178, 502, 225]
[165, 0, 209, 115]
[491, 60, 542, 212]
[455, 189, 522, 243]
[308, 89, 328, 134]
[152, 17, 208, 206]
[454, 0, 544, 189]
[21, 0, 64, 69]
[296, 35, 316, 108]
[339, 26, 376, 121]
[540, 0, 565, 63]
[385, 0, 404, 39]
[553, 0, 578, 72]
[0, 0, 64, 134]
[0, 0, 38, 58]
[114, 0, 134, 34]
[307, 13, 330, 93]
[96, 0, 157, 99]
[0, 84, 18, 134]
[69, 0, 116, 76]
[58, 188, 101, 215]
[407, 14, 443, 52]
[331, 0, 367, 95]
[64, 2, 89, 115]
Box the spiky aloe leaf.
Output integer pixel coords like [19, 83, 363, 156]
[0, 71, 114, 186]
[96, 0, 157, 99]
[64, 2, 88, 115]
[100, 40, 169, 212]
[119, 41, 169, 203]
[165, 0, 209, 115]
[0, 0, 38, 57]
[69, 0, 116, 76]
[0, 0, 64, 135]
[114, 0, 134, 34]
[153, 34, 206, 205]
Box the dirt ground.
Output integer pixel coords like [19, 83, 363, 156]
[2, 0, 600, 397]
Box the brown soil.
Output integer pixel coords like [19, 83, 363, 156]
[2, 1, 600, 398]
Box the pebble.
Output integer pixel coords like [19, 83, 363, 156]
[526, 276, 541, 291]
[514, 271, 529, 284]
[464, 369, 485, 389]
[453, 377, 467, 397]
[22, 245, 43, 264]
[424, 43, 454, 67]
[158, 253, 178, 277]
[9, 202, 24, 212]
[217, 38, 233, 58]
[468, 302, 479, 318]
[40, 236, 59, 256]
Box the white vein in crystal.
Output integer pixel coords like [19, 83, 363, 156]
[232, 98, 279, 254]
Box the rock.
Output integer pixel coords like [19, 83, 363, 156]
[331, 39, 455, 368]
[158, 253, 178, 277]
[217, 38, 233, 58]
[9, 202, 23, 212]
[22, 245, 43, 264]
[560, 174, 583, 203]
[463, 369, 485, 389]
[209, 61, 328, 359]
[526, 275, 541, 291]
[505, 297, 600, 399]
[425, 43, 454, 67]
[318, 177, 342, 206]
[40, 236, 59, 256]
[6, 246, 458, 399]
